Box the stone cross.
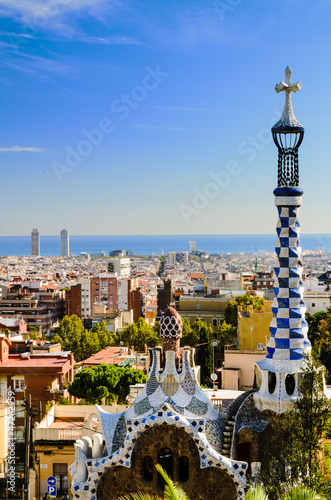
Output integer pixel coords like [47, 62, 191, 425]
[275, 65, 302, 94]
[273, 66, 303, 129]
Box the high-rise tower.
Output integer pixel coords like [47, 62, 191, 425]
[31, 228, 40, 256]
[60, 229, 69, 257]
[253, 67, 311, 414]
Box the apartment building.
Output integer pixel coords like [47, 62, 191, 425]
[0, 282, 65, 332]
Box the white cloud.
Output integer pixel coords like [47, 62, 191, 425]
[0, 0, 124, 40]
[1, 50, 74, 78]
[0, 146, 43, 151]
[0, 0, 118, 21]
[79, 34, 142, 45]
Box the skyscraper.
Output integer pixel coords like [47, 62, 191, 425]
[60, 229, 69, 257]
[189, 240, 196, 254]
[31, 228, 40, 256]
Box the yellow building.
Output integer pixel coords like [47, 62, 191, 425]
[177, 295, 233, 328]
[221, 301, 273, 391]
[237, 301, 273, 351]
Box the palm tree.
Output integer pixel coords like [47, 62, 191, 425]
[118, 468, 327, 500]
[118, 464, 189, 500]
[281, 486, 326, 499]
[245, 485, 269, 499]
[245, 485, 326, 500]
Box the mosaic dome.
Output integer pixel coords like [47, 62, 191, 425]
[160, 307, 182, 339]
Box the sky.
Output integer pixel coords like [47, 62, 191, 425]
[1, 0, 331, 236]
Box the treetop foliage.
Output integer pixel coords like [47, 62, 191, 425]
[68, 363, 147, 405]
[224, 293, 265, 327]
[50, 315, 117, 362]
[121, 317, 160, 351]
[262, 354, 331, 499]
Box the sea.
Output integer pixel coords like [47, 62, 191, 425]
[0, 234, 330, 257]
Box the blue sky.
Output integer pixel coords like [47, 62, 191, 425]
[0, 0, 330, 236]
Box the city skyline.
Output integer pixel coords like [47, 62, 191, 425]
[1, 1, 331, 236]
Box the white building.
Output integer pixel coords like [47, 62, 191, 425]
[166, 251, 176, 266]
[60, 229, 69, 257]
[189, 240, 196, 255]
[117, 278, 130, 310]
[107, 257, 130, 278]
[304, 291, 331, 314]
[78, 277, 91, 318]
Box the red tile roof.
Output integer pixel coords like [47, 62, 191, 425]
[0, 354, 73, 373]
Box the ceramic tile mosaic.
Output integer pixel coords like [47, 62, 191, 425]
[166, 397, 185, 415]
[71, 404, 247, 499]
[70, 309, 248, 499]
[186, 396, 208, 416]
[111, 414, 127, 453]
[234, 394, 270, 435]
[266, 199, 310, 362]
[134, 397, 152, 416]
[205, 418, 224, 454]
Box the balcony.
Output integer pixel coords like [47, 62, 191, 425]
[33, 425, 83, 441]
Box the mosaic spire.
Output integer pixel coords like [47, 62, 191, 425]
[254, 67, 311, 414]
[160, 307, 182, 357]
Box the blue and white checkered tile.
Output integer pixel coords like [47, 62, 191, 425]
[266, 197, 310, 362]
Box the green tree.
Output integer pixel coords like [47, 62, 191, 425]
[180, 318, 199, 347]
[224, 294, 265, 327]
[262, 354, 330, 499]
[245, 485, 269, 500]
[194, 319, 213, 387]
[246, 485, 326, 500]
[306, 311, 327, 349]
[224, 300, 238, 327]
[121, 318, 160, 351]
[51, 315, 117, 362]
[51, 314, 85, 356]
[92, 320, 118, 348]
[109, 366, 147, 404]
[68, 363, 147, 405]
[318, 307, 331, 376]
[217, 321, 237, 347]
[68, 364, 120, 404]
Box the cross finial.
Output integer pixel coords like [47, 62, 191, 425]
[272, 66, 304, 132]
[275, 65, 302, 94]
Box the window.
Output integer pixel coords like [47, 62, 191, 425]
[143, 456, 153, 482]
[13, 377, 25, 391]
[312, 303, 315, 308]
[268, 371, 276, 394]
[212, 318, 218, 327]
[178, 456, 189, 482]
[196, 304, 199, 310]
[158, 448, 173, 489]
[285, 374, 295, 395]
[53, 463, 68, 495]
